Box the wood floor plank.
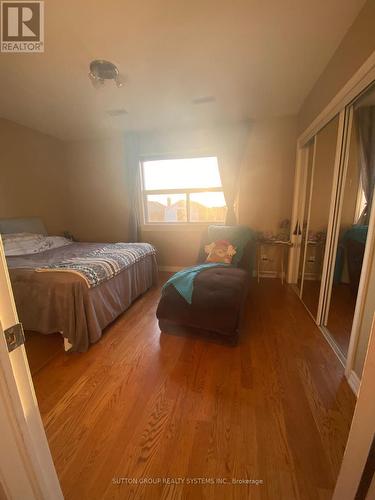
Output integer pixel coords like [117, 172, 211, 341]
[26, 276, 356, 500]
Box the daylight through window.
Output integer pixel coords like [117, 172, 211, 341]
[141, 157, 227, 223]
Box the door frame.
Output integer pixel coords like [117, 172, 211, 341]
[345, 189, 375, 388]
[332, 314, 375, 500]
[288, 145, 308, 284]
[288, 137, 316, 297]
[288, 49, 375, 392]
[0, 236, 63, 499]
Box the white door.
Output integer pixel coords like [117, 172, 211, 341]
[0, 236, 63, 499]
[333, 313, 375, 500]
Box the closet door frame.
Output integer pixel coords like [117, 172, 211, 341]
[288, 147, 306, 284]
[345, 188, 375, 389]
[297, 138, 316, 299]
[288, 138, 316, 293]
[288, 49, 375, 389]
[321, 108, 353, 329]
[315, 112, 348, 324]
[318, 108, 353, 365]
[296, 112, 349, 360]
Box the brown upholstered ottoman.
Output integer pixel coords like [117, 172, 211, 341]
[156, 267, 249, 344]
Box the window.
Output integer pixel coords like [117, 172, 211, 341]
[354, 183, 366, 223]
[140, 156, 227, 224]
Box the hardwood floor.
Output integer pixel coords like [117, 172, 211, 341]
[27, 275, 356, 500]
[25, 331, 62, 376]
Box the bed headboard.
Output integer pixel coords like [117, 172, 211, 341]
[0, 217, 48, 235]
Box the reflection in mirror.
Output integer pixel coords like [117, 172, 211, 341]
[327, 85, 375, 356]
[301, 115, 339, 318]
[297, 140, 315, 292]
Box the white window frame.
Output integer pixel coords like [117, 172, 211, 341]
[139, 155, 226, 227]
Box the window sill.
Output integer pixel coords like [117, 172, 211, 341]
[141, 223, 223, 232]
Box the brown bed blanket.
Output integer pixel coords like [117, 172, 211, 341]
[7, 243, 158, 352]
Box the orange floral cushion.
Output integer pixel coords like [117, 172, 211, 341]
[204, 239, 237, 264]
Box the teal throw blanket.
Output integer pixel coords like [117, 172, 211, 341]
[163, 263, 229, 304]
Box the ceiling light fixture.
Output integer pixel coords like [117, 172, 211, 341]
[89, 60, 125, 88]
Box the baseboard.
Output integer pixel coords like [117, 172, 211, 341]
[158, 266, 183, 272]
[347, 370, 361, 396]
[256, 271, 279, 278]
[253, 270, 284, 279]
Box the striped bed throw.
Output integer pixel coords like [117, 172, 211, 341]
[37, 243, 156, 288]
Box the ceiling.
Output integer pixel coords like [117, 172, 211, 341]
[0, 0, 366, 141]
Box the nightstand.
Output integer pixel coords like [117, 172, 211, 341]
[256, 240, 293, 284]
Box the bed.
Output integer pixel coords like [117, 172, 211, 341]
[1, 217, 158, 352]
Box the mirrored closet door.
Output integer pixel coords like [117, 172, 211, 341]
[300, 115, 340, 319]
[323, 84, 375, 357]
[293, 79, 375, 363]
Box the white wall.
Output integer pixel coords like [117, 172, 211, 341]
[0, 118, 68, 235]
[64, 136, 129, 242]
[298, 0, 375, 133]
[238, 116, 297, 233]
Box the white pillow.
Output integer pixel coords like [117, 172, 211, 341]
[42, 236, 72, 251]
[2, 233, 72, 256]
[2, 232, 44, 241]
[3, 233, 44, 256]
